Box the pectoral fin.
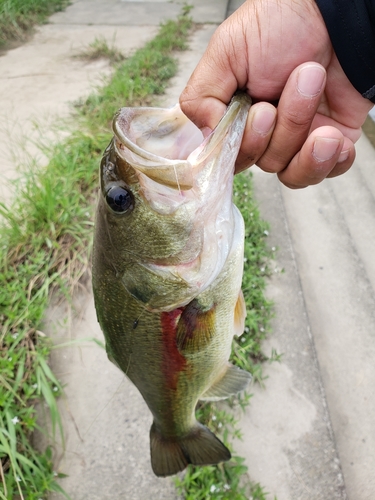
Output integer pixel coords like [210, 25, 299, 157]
[200, 363, 252, 401]
[176, 299, 216, 353]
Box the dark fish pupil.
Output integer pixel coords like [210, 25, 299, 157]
[106, 186, 133, 213]
[116, 193, 126, 204]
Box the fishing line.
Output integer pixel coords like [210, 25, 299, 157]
[171, 162, 194, 228]
[124, 352, 133, 377]
[78, 375, 127, 444]
[172, 163, 181, 194]
[133, 307, 147, 330]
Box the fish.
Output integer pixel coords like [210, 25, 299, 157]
[92, 92, 252, 477]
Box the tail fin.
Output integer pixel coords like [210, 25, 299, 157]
[150, 422, 231, 477]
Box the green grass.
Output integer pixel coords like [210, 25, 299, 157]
[74, 35, 126, 64]
[0, 0, 70, 46]
[0, 10, 194, 499]
[0, 6, 276, 499]
[173, 173, 275, 500]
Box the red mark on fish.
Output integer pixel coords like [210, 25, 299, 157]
[160, 309, 186, 390]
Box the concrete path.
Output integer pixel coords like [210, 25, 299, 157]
[272, 135, 375, 499]
[1, 1, 374, 499]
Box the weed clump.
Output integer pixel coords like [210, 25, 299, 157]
[75, 36, 125, 64]
[173, 174, 274, 500]
[0, 0, 70, 46]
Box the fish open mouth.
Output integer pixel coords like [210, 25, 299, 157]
[112, 95, 250, 192]
[114, 104, 203, 160]
[112, 105, 203, 190]
[108, 94, 252, 310]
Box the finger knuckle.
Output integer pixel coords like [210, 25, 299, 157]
[282, 109, 313, 131]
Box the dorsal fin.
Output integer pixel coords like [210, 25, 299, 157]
[234, 290, 246, 337]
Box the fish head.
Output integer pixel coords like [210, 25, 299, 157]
[97, 105, 202, 267]
[94, 93, 251, 311]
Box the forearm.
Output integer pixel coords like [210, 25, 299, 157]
[315, 0, 375, 103]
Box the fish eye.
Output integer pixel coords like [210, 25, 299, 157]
[105, 186, 134, 213]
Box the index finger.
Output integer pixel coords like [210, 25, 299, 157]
[179, 31, 239, 130]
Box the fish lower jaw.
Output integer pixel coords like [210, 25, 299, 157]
[127, 260, 215, 313]
[144, 240, 232, 301]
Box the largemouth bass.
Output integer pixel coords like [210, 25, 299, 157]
[92, 93, 252, 477]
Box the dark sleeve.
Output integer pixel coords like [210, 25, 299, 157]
[315, 0, 375, 103]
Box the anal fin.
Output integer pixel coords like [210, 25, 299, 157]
[200, 363, 252, 401]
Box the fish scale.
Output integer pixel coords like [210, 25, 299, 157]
[92, 93, 253, 477]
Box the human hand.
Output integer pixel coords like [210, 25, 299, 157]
[180, 0, 374, 188]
